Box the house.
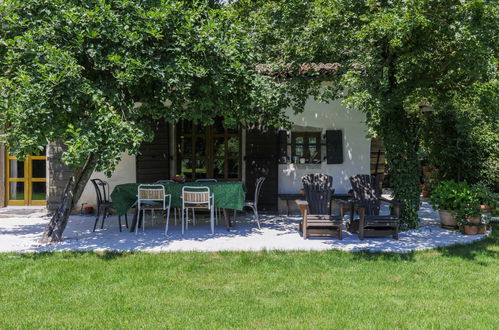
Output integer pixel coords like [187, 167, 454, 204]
[1, 94, 385, 214]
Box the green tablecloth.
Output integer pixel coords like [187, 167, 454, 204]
[111, 181, 246, 215]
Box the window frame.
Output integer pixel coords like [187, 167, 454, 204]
[291, 132, 322, 164]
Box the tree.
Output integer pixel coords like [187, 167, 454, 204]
[231, 0, 498, 228]
[0, 0, 297, 242]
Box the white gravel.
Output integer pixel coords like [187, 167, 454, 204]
[0, 200, 489, 253]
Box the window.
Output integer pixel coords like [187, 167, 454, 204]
[291, 132, 321, 164]
[177, 119, 241, 180]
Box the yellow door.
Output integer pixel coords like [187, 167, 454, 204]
[6, 154, 47, 206]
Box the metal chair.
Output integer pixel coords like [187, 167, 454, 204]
[300, 174, 343, 239]
[239, 176, 266, 229]
[181, 186, 215, 235]
[91, 179, 128, 232]
[135, 184, 171, 235]
[194, 179, 220, 225]
[156, 180, 178, 225]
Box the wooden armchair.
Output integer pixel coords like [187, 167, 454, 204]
[299, 174, 343, 239]
[345, 174, 403, 240]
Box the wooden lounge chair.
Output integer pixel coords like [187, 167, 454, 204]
[299, 174, 343, 239]
[343, 174, 403, 240]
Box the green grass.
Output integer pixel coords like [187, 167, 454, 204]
[1, 225, 498, 329]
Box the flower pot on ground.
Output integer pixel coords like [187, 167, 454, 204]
[429, 180, 471, 229]
[438, 210, 458, 228]
[422, 190, 430, 198]
[463, 224, 478, 235]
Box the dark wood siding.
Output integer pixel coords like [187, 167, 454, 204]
[245, 128, 278, 212]
[136, 122, 170, 183]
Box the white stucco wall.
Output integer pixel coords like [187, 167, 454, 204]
[278, 97, 370, 194]
[77, 153, 136, 210]
[73, 98, 369, 210]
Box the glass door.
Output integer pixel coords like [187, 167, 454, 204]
[177, 119, 241, 181]
[6, 153, 47, 206]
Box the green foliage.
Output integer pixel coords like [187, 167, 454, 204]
[421, 81, 499, 192]
[429, 180, 472, 212]
[429, 180, 496, 225]
[471, 183, 499, 215]
[0, 0, 297, 175]
[232, 0, 498, 228]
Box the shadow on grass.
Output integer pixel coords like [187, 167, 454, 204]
[435, 223, 498, 264]
[16, 250, 131, 261]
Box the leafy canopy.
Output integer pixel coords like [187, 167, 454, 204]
[231, 0, 498, 227]
[0, 0, 297, 174]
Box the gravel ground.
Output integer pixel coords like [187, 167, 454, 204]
[0, 200, 489, 253]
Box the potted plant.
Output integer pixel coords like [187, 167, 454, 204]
[455, 202, 481, 235]
[173, 174, 185, 183]
[471, 183, 498, 214]
[429, 180, 470, 229]
[420, 184, 430, 198]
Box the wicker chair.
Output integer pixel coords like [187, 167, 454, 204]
[300, 174, 343, 239]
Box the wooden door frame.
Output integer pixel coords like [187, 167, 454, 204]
[5, 154, 47, 206]
[176, 121, 242, 181]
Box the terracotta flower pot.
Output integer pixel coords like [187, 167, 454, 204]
[463, 225, 478, 235]
[422, 190, 430, 198]
[439, 210, 458, 228]
[479, 204, 491, 213]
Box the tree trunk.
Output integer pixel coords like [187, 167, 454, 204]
[381, 112, 421, 230]
[40, 154, 96, 244]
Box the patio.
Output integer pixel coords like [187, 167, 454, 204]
[0, 199, 489, 253]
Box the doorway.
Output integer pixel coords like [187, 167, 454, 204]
[177, 119, 241, 181]
[5, 152, 47, 206]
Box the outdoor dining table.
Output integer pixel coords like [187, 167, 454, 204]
[110, 181, 246, 232]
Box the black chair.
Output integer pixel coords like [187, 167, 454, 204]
[300, 174, 343, 239]
[91, 179, 128, 232]
[347, 174, 402, 240]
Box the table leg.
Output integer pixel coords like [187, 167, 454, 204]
[286, 200, 290, 216]
[223, 209, 233, 231]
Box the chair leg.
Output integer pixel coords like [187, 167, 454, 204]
[100, 207, 107, 229]
[142, 209, 146, 232]
[93, 206, 101, 232]
[165, 207, 170, 235]
[125, 214, 129, 228]
[174, 208, 177, 226]
[118, 215, 122, 232]
[192, 209, 196, 226]
[181, 207, 185, 236]
[211, 207, 215, 234]
[338, 225, 343, 240]
[233, 209, 236, 226]
[135, 206, 140, 235]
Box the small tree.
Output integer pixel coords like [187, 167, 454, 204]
[0, 0, 296, 242]
[232, 0, 498, 228]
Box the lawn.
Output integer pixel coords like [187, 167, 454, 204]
[0, 225, 497, 329]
